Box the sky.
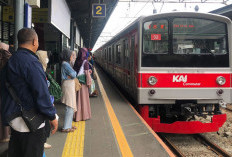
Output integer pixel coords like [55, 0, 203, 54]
[92, 0, 232, 51]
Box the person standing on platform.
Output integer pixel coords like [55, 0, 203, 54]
[87, 52, 98, 97]
[0, 42, 11, 143]
[0, 28, 58, 157]
[36, 50, 53, 149]
[60, 49, 77, 132]
[73, 48, 92, 122]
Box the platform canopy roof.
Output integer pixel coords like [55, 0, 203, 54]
[66, 0, 118, 49]
[210, 4, 232, 19]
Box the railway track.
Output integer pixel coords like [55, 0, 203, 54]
[193, 134, 231, 157]
[158, 134, 185, 157]
[158, 133, 231, 157]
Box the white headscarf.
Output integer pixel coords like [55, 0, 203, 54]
[36, 50, 48, 71]
[0, 42, 9, 51]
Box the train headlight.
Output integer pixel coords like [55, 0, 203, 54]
[148, 76, 157, 85]
[216, 76, 226, 85]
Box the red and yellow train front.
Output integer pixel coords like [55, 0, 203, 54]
[137, 13, 232, 134]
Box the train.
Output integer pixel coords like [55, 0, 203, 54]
[94, 12, 232, 134]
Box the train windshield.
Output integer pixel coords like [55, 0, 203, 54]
[173, 18, 227, 55]
[143, 20, 169, 54]
[142, 18, 229, 67]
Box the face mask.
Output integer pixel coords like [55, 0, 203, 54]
[45, 58, 49, 64]
[70, 60, 75, 67]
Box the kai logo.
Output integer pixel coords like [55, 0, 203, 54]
[173, 75, 187, 83]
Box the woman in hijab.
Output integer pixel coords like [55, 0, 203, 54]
[0, 42, 10, 143]
[61, 48, 77, 132]
[36, 50, 49, 71]
[73, 48, 92, 121]
[36, 50, 52, 149]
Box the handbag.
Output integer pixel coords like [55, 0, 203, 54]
[5, 81, 45, 132]
[74, 78, 82, 92]
[77, 74, 86, 84]
[89, 79, 95, 95]
[46, 72, 62, 101]
[88, 62, 97, 80]
[77, 60, 87, 84]
[21, 108, 45, 132]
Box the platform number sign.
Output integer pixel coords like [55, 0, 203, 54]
[92, 4, 106, 17]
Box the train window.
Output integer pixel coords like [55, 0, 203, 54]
[125, 40, 129, 60]
[131, 36, 135, 55]
[143, 19, 168, 54]
[116, 44, 121, 64]
[112, 44, 115, 62]
[108, 47, 112, 62]
[173, 18, 228, 55]
[126, 42, 129, 57]
[104, 49, 107, 60]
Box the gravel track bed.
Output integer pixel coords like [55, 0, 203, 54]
[201, 105, 232, 155]
[165, 134, 218, 157]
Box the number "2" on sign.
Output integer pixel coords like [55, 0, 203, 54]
[96, 6, 102, 15]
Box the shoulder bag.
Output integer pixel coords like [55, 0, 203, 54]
[46, 72, 62, 101]
[74, 78, 82, 92]
[88, 62, 97, 80]
[5, 81, 45, 132]
[77, 60, 87, 84]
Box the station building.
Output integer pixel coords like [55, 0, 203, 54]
[0, 0, 117, 82]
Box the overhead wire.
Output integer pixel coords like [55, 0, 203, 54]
[94, 0, 151, 50]
[113, 0, 151, 35]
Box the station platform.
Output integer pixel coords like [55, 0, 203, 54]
[0, 67, 174, 157]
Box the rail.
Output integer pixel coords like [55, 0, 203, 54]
[193, 134, 231, 157]
[158, 133, 231, 157]
[158, 133, 185, 157]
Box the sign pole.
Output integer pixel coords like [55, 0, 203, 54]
[14, 0, 24, 50]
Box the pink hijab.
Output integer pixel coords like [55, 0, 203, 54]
[73, 48, 89, 73]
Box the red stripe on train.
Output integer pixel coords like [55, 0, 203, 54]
[139, 73, 230, 88]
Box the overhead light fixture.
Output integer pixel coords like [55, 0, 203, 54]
[194, 5, 199, 12]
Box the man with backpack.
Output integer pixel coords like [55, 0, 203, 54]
[0, 28, 58, 157]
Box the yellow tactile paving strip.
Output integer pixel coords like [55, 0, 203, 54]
[62, 121, 85, 157]
[95, 71, 134, 157]
[61, 70, 133, 157]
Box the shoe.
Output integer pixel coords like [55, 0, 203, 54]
[90, 91, 98, 97]
[61, 128, 75, 133]
[72, 126, 77, 130]
[0, 138, 10, 143]
[44, 143, 52, 149]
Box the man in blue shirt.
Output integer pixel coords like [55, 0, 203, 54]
[1, 28, 58, 157]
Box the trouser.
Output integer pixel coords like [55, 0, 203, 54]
[45, 120, 51, 138]
[8, 127, 46, 157]
[63, 105, 74, 129]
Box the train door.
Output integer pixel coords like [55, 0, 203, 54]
[108, 47, 112, 74]
[130, 35, 135, 93]
[124, 39, 129, 89]
[112, 44, 115, 77]
[116, 43, 121, 82]
[104, 48, 107, 71]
